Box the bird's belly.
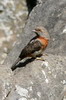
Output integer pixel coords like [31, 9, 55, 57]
[31, 49, 43, 57]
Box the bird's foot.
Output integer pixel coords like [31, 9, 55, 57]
[36, 57, 45, 61]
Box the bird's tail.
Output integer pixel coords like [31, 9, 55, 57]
[11, 57, 21, 71]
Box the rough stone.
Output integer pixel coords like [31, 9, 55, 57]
[0, 0, 28, 64]
[4, 54, 66, 100]
[0, 65, 13, 100]
[2, 0, 66, 100]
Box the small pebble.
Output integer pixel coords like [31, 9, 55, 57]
[3, 47, 8, 53]
[2, 53, 7, 58]
[0, 60, 4, 65]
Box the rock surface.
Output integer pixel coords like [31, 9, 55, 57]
[0, 0, 28, 64]
[1, 0, 66, 100]
[0, 65, 13, 100]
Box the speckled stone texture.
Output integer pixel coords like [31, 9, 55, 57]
[1, 0, 66, 100]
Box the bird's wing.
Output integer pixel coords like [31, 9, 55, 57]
[19, 39, 42, 58]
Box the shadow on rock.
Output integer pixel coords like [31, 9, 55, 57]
[11, 58, 35, 71]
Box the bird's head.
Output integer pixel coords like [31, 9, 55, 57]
[32, 26, 50, 40]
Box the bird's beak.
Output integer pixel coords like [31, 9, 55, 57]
[32, 30, 39, 36]
[32, 30, 36, 32]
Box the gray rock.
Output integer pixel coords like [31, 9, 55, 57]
[5, 54, 66, 100]
[24, 0, 66, 56]
[0, 65, 13, 100]
[0, 0, 28, 64]
[4, 0, 66, 68]
[2, 0, 66, 100]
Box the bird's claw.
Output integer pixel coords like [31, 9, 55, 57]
[36, 57, 45, 61]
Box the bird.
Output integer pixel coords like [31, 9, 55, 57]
[11, 26, 50, 71]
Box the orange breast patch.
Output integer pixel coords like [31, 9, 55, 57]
[37, 37, 49, 48]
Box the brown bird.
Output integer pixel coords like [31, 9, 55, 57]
[11, 26, 50, 70]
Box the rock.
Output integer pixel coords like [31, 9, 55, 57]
[0, 0, 28, 65]
[0, 4, 4, 13]
[0, 65, 13, 100]
[4, 0, 66, 67]
[2, 0, 66, 100]
[26, 0, 46, 14]
[26, 0, 37, 14]
[24, 0, 66, 56]
[4, 54, 66, 100]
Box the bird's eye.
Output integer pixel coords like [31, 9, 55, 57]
[35, 28, 41, 32]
